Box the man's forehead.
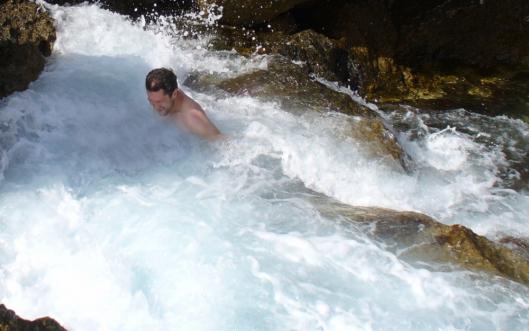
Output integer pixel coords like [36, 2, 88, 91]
[147, 90, 168, 100]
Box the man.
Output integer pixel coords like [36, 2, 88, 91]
[145, 68, 222, 140]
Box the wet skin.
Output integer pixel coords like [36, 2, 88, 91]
[147, 89, 222, 140]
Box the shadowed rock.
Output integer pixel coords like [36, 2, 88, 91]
[276, 29, 350, 83]
[0, 0, 56, 98]
[290, 0, 529, 117]
[0, 304, 66, 331]
[197, 0, 314, 26]
[201, 0, 529, 119]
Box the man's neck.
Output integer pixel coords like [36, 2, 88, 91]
[169, 91, 184, 115]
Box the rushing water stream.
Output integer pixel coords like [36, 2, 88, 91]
[1, 3, 528, 330]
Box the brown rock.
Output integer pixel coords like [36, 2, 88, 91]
[206, 15, 297, 56]
[276, 29, 349, 83]
[0, 0, 56, 98]
[313, 198, 529, 285]
[185, 55, 372, 117]
[185, 55, 409, 168]
[287, 0, 529, 118]
[0, 304, 67, 331]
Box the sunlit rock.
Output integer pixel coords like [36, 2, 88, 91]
[0, 0, 56, 98]
[0, 304, 66, 331]
[313, 198, 529, 286]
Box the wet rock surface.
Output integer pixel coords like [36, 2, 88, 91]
[312, 197, 529, 286]
[0, 304, 66, 331]
[0, 0, 56, 98]
[276, 29, 350, 83]
[185, 56, 370, 116]
[184, 55, 407, 166]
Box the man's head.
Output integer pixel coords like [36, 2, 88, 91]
[146, 68, 179, 116]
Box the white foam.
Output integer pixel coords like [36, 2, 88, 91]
[0, 3, 528, 330]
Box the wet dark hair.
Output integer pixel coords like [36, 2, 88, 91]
[145, 68, 178, 95]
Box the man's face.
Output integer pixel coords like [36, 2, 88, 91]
[147, 89, 174, 116]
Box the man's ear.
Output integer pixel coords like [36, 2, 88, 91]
[171, 89, 179, 99]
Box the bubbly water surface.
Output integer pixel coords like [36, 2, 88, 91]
[0, 3, 528, 330]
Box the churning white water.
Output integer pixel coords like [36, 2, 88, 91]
[1, 3, 529, 330]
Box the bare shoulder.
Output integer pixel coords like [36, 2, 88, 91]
[181, 99, 207, 122]
[181, 98, 222, 140]
[184, 96, 205, 113]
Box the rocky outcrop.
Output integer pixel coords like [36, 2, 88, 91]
[184, 55, 408, 166]
[186, 56, 370, 116]
[291, 0, 529, 117]
[203, 0, 529, 119]
[0, 304, 66, 331]
[276, 29, 349, 83]
[0, 0, 56, 99]
[311, 197, 529, 285]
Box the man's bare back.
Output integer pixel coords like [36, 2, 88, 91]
[145, 68, 222, 141]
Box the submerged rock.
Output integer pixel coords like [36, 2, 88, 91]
[0, 0, 56, 98]
[312, 198, 529, 286]
[0, 304, 66, 331]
